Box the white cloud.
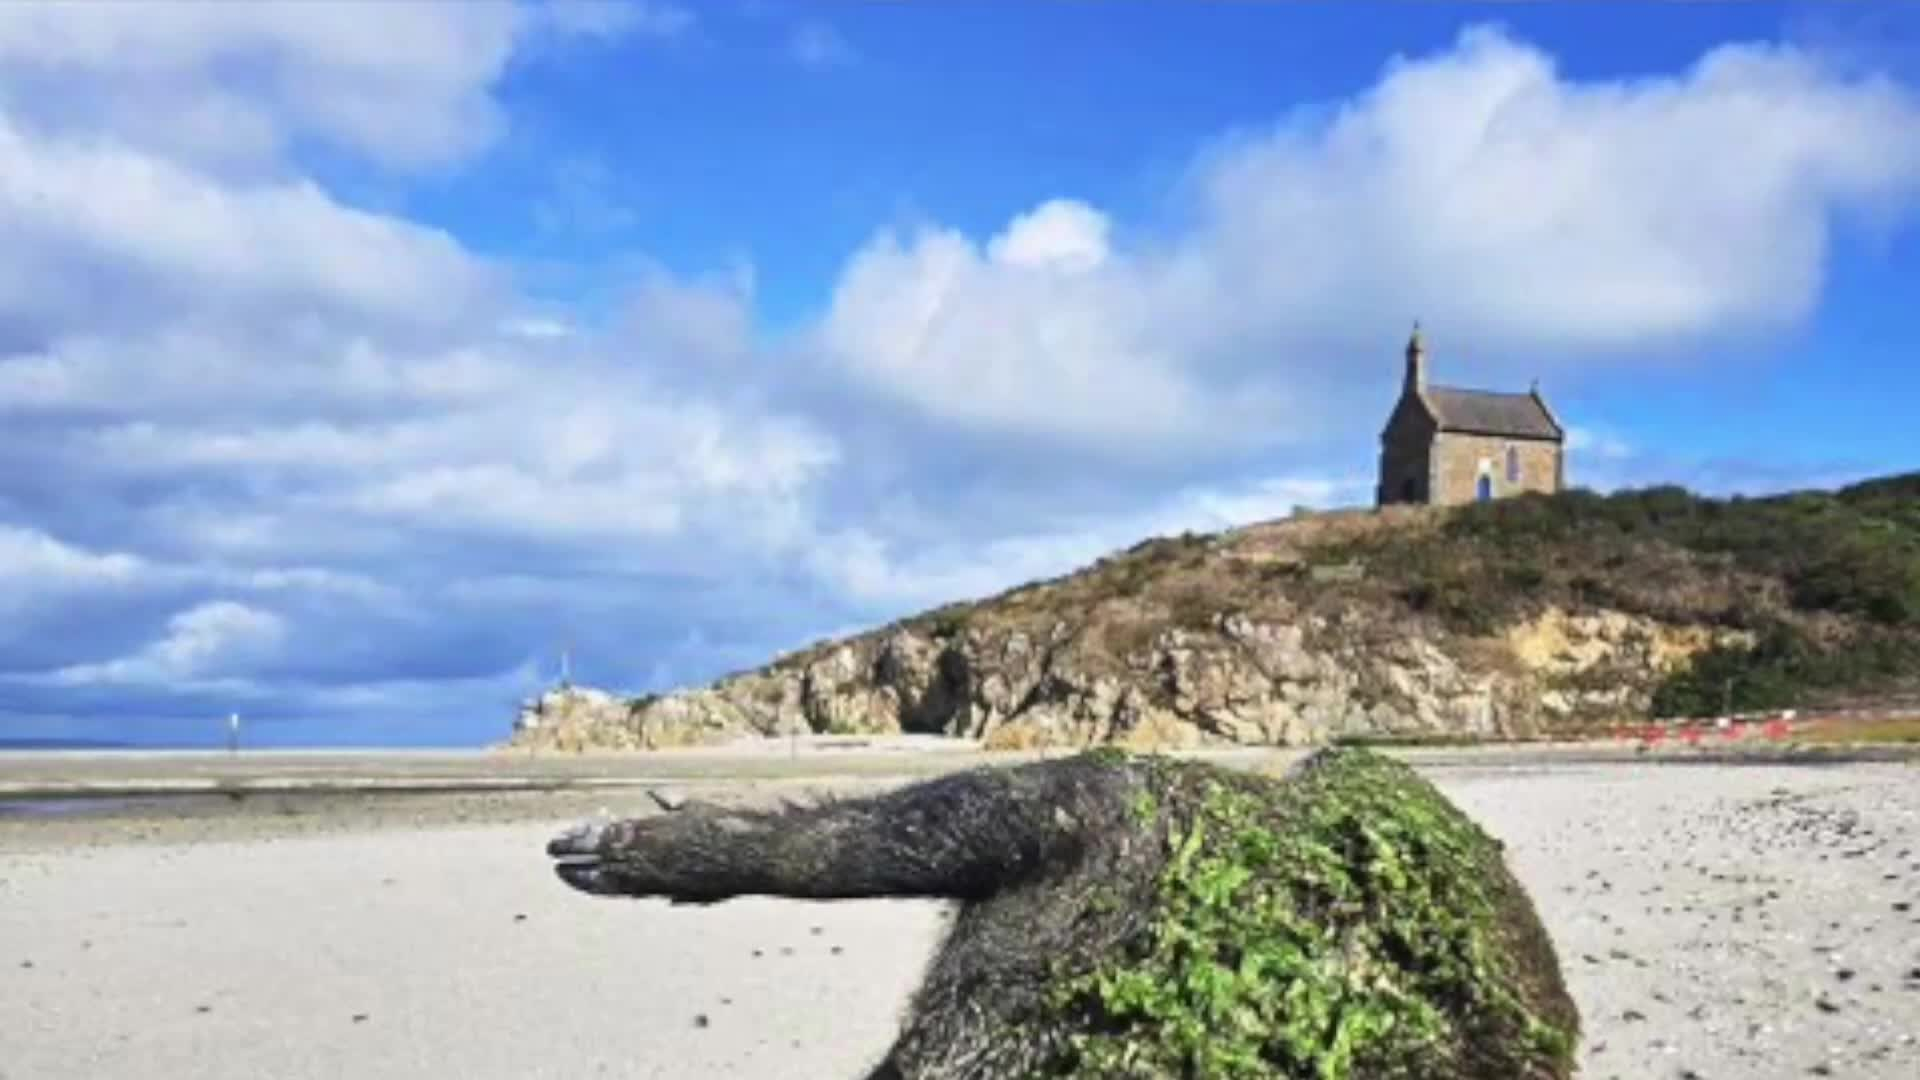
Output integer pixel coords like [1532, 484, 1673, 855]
[290, 659, 548, 713]
[987, 199, 1113, 272]
[0, 326, 521, 420]
[0, 0, 825, 733]
[0, 0, 668, 173]
[0, 525, 147, 589]
[618, 264, 759, 370]
[0, 112, 501, 342]
[47, 338, 840, 552]
[49, 600, 287, 687]
[804, 470, 1373, 611]
[0, 523, 399, 611]
[0, 0, 820, 645]
[38, 395, 837, 570]
[818, 219, 1221, 446]
[1565, 426, 1636, 463]
[501, 316, 577, 340]
[1557, 426, 1876, 497]
[0, 2, 514, 171]
[535, 1, 693, 41]
[818, 26, 1920, 451]
[532, 155, 642, 238]
[788, 21, 855, 70]
[146, 601, 287, 674]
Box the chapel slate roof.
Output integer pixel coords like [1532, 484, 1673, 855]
[1423, 386, 1563, 440]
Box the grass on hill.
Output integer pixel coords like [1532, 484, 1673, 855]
[1331, 473, 1920, 718]
[753, 472, 1920, 725]
[1792, 714, 1920, 745]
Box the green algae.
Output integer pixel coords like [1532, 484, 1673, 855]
[1042, 749, 1578, 1079]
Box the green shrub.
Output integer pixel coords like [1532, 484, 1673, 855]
[1650, 622, 1920, 718]
[1371, 474, 1920, 632]
[1331, 473, 1920, 714]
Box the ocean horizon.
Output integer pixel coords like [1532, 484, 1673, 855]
[0, 738, 136, 751]
[0, 737, 489, 753]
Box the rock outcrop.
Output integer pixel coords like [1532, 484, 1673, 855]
[507, 500, 1779, 752]
[512, 468, 1920, 752]
[512, 605, 1741, 753]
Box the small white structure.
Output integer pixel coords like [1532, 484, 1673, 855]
[514, 685, 620, 735]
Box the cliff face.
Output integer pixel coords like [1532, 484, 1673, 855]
[529, 605, 1736, 752]
[510, 476, 1920, 752]
[513, 521, 1740, 751]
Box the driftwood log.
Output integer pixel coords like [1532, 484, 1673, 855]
[547, 747, 1580, 1079]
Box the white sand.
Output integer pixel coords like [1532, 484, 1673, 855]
[1443, 761, 1920, 1079]
[4, 758, 1918, 1079]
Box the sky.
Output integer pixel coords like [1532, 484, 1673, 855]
[2, 1, 1918, 748]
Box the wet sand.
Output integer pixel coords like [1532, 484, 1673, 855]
[3, 748, 1918, 1079]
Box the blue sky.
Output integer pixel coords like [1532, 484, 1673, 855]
[2, 1, 1917, 748]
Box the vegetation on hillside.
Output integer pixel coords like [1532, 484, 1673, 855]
[1332, 473, 1920, 717]
[755, 472, 1919, 725]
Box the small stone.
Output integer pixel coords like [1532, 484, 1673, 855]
[352, 1013, 369, 1023]
[693, 1014, 710, 1028]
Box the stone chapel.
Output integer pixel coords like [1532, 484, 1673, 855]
[1375, 324, 1565, 507]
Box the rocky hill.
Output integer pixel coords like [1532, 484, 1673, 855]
[509, 473, 1920, 752]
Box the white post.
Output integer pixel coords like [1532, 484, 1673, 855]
[227, 712, 240, 755]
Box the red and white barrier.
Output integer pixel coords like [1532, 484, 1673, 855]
[1616, 710, 1801, 748]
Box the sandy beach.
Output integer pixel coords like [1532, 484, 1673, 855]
[4, 747, 1918, 1079]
